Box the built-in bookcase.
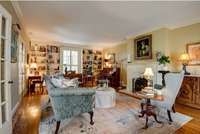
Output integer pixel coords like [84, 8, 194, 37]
[82, 49, 102, 76]
[28, 43, 60, 76]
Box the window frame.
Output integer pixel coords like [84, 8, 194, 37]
[61, 47, 82, 73]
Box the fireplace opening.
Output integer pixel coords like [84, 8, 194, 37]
[132, 77, 147, 92]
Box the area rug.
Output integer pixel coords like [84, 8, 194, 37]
[39, 94, 192, 134]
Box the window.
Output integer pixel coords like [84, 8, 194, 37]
[62, 49, 80, 73]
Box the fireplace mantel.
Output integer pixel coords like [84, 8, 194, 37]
[126, 62, 162, 91]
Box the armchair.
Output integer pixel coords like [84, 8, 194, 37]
[44, 75, 95, 134]
[141, 71, 184, 122]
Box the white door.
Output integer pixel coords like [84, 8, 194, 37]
[0, 5, 12, 134]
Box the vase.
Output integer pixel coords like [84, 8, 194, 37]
[158, 64, 168, 71]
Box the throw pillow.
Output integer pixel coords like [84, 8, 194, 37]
[51, 78, 66, 88]
[62, 78, 79, 88]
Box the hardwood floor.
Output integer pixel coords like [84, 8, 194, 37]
[175, 103, 200, 134]
[12, 95, 48, 134]
[12, 93, 200, 134]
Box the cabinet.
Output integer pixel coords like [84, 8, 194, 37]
[176, 75, 200, 109]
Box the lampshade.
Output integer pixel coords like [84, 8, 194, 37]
[144, 68, 154, 76]
[180, 53, 190, 64]
[30, 63, 37, 69]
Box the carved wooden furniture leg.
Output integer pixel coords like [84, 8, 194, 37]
[145, 115, 149, 129]
[167, 110, 173, 122]
[55, 121, 61, 134]
[89, 111, 94, 125]
[141, 102, 144, 112]
[139, 110, 146, 117]
[139, 98, 162, 129]
[153, 114, 162, 123]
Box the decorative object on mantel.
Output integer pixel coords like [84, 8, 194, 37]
[187, 42, 200, 65]
[134, 34, 152, 60]
[127, 54, 131, 63]
[156, 52, 170, 71]
[179, 53, 191, 75]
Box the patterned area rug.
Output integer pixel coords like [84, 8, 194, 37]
[39, 94, 192, 134]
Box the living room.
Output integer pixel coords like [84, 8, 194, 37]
[0, 1, 200, 134]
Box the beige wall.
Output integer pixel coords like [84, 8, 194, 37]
[103, 23, 200, 85]
[0, 2, 30, 110]
[103, 42, 128, 85]
[169, 23, 200, 72]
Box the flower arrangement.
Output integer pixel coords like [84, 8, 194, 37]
[156, 52, 170, 65]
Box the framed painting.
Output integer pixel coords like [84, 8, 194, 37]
[187, 42, 200, 65]
[134, 34, 152, 60]
[11, 28, 18, 63]
[108, 53, 115, 64]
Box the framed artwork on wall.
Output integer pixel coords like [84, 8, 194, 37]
[134, 34, 152, 60]
[11, 28, 19, 63]
[187, 42, 200, 65]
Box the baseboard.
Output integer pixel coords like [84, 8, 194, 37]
[12, 100, 20, 117]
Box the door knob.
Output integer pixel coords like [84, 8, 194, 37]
[8, 81, 14, 84]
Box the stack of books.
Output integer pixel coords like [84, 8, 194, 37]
[141, 87, 155, 97]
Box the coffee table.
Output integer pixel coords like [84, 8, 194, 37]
[136, 91, 164, 129]
[95, 87, 116, 108]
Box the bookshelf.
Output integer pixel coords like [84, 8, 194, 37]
[82, 49, 102, 76]
[28, 43, 60, 76]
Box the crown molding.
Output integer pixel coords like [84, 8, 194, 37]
[11, 1, 29, 39]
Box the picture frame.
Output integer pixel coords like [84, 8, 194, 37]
[187, 42, 200, 65]
[108, 53, 115, 64]
[134, 35, 152, 60]
[11, 28, 18, 63]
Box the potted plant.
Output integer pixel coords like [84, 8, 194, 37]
[156, 52, 170, 70]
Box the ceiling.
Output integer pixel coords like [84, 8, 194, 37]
[15, 1, 200, 49]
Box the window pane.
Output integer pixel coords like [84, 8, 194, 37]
[1, 38, 5, 58]
[1, 82, 5, 103]
[71, 66, 78, 73]
[71, 51, 78, 65]
[1, 104, 6, 124]
[63, 50, 70, 65]
[1, 17, 6, 37]
[1, 61, 4, 80]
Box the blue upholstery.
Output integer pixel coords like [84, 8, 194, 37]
[44, 75, 95, 121]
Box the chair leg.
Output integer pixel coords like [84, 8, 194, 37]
[89, 111, 94, 125]
[172, 104, 176, 113]
[55, 121, 61, 134]
[167, 110, 173, 122]
[140, 102, 144, 112]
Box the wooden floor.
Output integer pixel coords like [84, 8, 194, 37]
[12, 93, 200, 134]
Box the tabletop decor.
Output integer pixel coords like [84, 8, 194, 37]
[143, 67, 154, 88]
[156, 52, 170, 71]
[179, 53, 190, 75]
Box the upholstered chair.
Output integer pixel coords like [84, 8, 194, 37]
[141, 71, 184, 122]
[44, 75, 96, 134]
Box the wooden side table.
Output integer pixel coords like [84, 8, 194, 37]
[136, 91, 164, 129]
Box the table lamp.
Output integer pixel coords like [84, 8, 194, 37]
[180, 53, 190, 75]
[144, 67, 154, 87]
